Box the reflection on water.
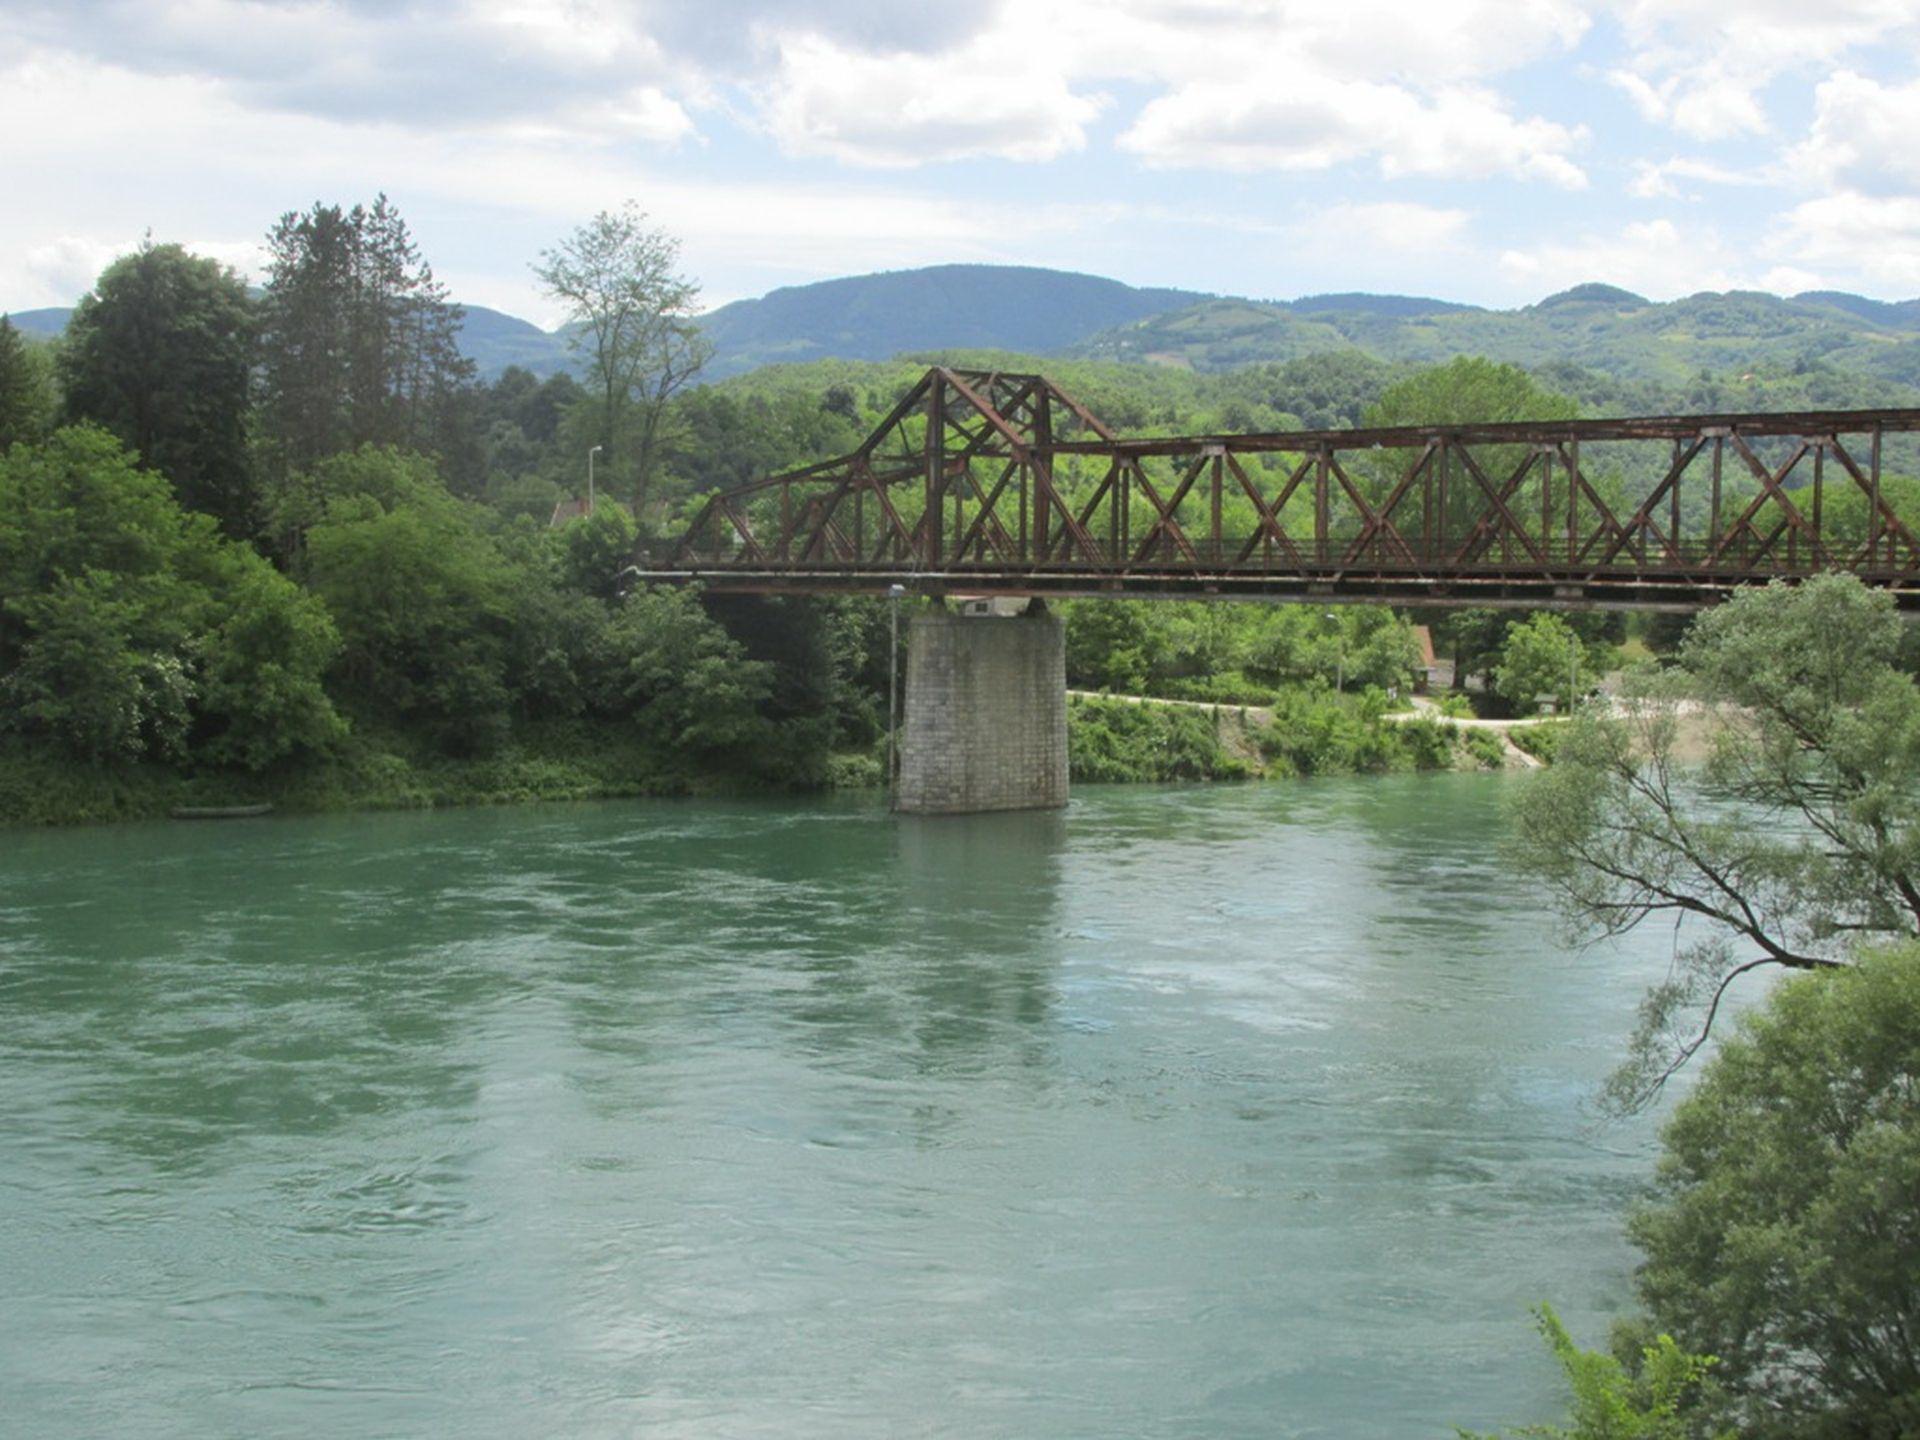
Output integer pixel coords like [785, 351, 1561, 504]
[0, 779, 1674, 1438]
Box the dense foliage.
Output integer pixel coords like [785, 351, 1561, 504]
[60, 241, 256, 534]
[1630, 943, 1920, 1437]
[1500, 573, 1920, 1436]
[1461, 1305, 1725, 1440]
[0, 316, 57, 451]
[1517, 576, 1920, 1107]
[258, 196, 475, 478]
[0, 427, 343, 768]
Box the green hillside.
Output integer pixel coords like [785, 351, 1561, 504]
[17, 264, 1920, 401]
[1078, 285, 1920, 389]
[698, 263, 1206, 377]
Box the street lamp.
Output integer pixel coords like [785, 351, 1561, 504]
[587, 444, 603, 515]
[1323, 610, 1345, 694]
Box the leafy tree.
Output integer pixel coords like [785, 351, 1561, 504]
[0, 427, 341, 767]
[59, 240, 256, 533]
[1495, 612, 1589, 713]
[1064, 599, 1159, 691]
[535, 204, 711, 516]
[1459, 1305, 1725, 1440]
[557, 504, 639, 601]
[601, 586, 771, 757]
[3, 570, 194, 762]
[1242, 606, 1418, 692]
[190, 554, 347, 768]
[1513, 574, 1920, 1105]
[259, 195, 474, 473]
[0, 315, 56, 451]
[300, 455, 517, 752]
[1364, 358, 1580, 544]
[1627, 943, 1920, 1437]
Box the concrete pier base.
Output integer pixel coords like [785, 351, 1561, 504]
[896, 606, 1068, 815]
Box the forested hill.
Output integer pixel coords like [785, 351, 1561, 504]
[697, 264, 1206, 377]
[13, 265, 1920, 389]
[1076, 284, 1920, 388]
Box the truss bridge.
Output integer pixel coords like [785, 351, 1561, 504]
[641, 367, 1920, 611]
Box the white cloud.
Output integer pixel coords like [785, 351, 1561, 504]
[1498, 218, 1764, 299]
[756, 32, 1103, 166]
[1604, 0, 1917, 140]
[749, 0, 1590, 179]
[1789, 70, 1920, 194]
[1119, 78, 1585, 186]
[1307, 203, 1474, 255]
[1607, 67, 1767, 141]
[1627, 155, 1770, 200]
[5, 0, 689, 134]
[1767, 193, 1920, 295]
[0, 46, 1062, 318]
[1042, 0, 1589, 88]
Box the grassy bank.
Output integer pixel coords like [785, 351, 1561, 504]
[0, 720, 803, 827]
[3, 692, 1531, 828]
[1066, 689, 1508, 783]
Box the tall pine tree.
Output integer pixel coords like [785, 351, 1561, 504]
[0, 316, 53, 453]
[258, 195, 474, 476]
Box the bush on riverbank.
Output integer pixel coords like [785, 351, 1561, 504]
[1508, 720, 1567, 763]
[1257, 687, 1457, 776]
[1064, 688, 1476, 784]
[1067, 696, 1253, 783]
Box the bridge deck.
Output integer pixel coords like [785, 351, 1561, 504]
[638, 368, 1920, 611]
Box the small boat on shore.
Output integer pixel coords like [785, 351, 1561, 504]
[168, 804, 275, 820]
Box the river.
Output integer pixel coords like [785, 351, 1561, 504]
[0, 777, 1679, 1438]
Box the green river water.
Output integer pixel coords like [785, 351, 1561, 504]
[0, 777, 1680, 1438]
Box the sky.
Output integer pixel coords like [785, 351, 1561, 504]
[3, 0, 1920, 326]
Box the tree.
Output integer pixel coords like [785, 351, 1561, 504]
[1495, 612, 1588, 713]
[1363, 357, 1580, 542]
[0, 315, 56, 452]
[1459, 1305, 1725, 1440]
[1063, 599, 1160, 691]
[299, 450, 518, 752]
[59, 240, 257, 533]
[557, 504, 639, 601]
[1627, 943, 1920, 1436]
[600, 586, 771, 757]
[1513, 574, 1920, 1106]
[0, 427, 342, 767]
[535, 205, 711, 518]
[258, 196, 474, 474]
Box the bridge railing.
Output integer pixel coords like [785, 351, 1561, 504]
[643, 367, 1920, 603]
[660, 532, 1920, 577]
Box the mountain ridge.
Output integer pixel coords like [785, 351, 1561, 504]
[10, 263, 1920, 391]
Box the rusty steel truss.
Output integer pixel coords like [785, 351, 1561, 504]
[641, 367, 1920, 610]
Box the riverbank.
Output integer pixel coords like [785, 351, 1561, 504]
[1, 688, 1558, 828]
[0, 721, 816, 827]
[1066, 688, 1544, 782]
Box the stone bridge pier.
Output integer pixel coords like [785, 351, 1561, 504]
[896, 601, 1068, 815]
